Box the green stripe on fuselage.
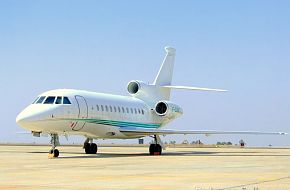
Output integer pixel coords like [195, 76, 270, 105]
[62, 118, 161, 128]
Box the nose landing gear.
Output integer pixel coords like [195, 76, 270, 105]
[83, 138, 98, 154]
[48, 134, 60, 158]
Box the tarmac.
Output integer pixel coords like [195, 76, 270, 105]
[0, 145, 289, 190]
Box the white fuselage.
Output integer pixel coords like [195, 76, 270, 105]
[16, 89, 178, 139]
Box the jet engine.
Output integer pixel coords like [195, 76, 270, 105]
[127, 80, 144, 95]
[155, 101, 183, 119]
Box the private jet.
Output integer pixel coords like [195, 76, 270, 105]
[16, 47, 287, 158]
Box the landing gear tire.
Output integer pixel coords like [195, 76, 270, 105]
[149, 144, 162, 155]
[48, 149, 59, 158]
[90, 143, 98, 154]
[84, 143, 98, 154]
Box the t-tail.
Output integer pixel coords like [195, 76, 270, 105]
[127, 46, 227, 105]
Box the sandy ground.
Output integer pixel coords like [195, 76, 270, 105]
[0, 145, 289, 190]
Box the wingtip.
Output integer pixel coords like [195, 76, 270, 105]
[280, 132, 288, 135]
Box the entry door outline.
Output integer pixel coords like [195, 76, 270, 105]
[72, 95, 88, 131]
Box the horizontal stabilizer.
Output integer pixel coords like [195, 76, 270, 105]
[162, 85, 227, 92]
[120, 127, 287, 136]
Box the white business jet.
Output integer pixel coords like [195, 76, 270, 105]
[16, 47, 287, 157]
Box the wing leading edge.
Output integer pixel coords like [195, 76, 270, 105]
[119, 127, 287, 136]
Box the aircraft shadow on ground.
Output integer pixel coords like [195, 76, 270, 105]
[26, 150, 290, 159]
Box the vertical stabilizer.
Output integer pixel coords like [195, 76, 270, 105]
[153, 47, 176, 86]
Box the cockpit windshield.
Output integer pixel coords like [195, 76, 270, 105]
[55, 96, 62, 104]
[36, 96, 46, 104]
[44, 96, 55, 104]
[63, 97, 71, 104]
[33, 96, 71, 105]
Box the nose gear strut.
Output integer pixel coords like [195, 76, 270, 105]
[48, 134, 60, 158]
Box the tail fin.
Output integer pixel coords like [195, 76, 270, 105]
[150, 47, 175, 101]
[153, 47, 176, 86]
[132, 46, 227, 105]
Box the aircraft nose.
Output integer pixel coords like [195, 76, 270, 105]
[16, 108, 42, 127]
[16, 111, 32, 126]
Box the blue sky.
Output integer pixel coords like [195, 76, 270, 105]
[0, 1, 289, 146]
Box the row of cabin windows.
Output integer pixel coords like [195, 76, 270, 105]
[33, 96, 71, 104]
[93, 105, 145, 115]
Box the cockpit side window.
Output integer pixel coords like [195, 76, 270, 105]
[44, 96, 55, 104]
[55, 96, 62, 104]
[32, 97, 39, 104]
[63, 97, 71, 104]
[36, 96, 46, 104]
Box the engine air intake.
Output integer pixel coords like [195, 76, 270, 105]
[127, 81, 139, 94]
[155, 102, 167, 115]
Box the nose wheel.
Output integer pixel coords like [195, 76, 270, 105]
[49, 148, 59, 158]
[48, 134, 60, 158]
[83, 138, 98, 154]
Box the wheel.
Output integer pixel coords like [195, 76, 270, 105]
[53, 149, 59, 157]
[149, 144, 162, 155]
[48, 149, 59, 158]
[90, 143, 98, 154]
[84, 143, 92, 154]
[84, 143, 98, 154]
[149, 144, 155, 155]
[156, 144, 162, 154]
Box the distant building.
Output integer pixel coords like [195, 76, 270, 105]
[182, 140, 189, 144]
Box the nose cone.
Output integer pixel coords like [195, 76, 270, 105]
[16, 109, 36, 128]
[16, 111, 28, 126]
[16, 105, 46, 130]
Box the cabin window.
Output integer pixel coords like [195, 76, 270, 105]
[134, 108, 137, 114]
[114, 106, 117, 112]
[130, 108, 133, 114]
[109, 106, 112, 112]
[63, 97, 71, 104]
[126, 107, 129, 113]
[36, 96, 46, 104]
[44, 96, 55, 104]
[96, 105, 99, 111]
[138, 108, 141, 114]
[101, 105, 104, 111]
[55, 96, 62, 104]
[105, 105, 108, 112]
[141, 109, 144, 115]
[118, 107, 121, 112]
[122, 107, 125, 113]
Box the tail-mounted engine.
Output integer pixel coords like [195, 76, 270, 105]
[127, 80, 169, 104]
[155, 101, 183, 119]
[127, 80, 144, 95]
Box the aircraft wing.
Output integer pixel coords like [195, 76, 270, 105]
[119, 127, 287, 136]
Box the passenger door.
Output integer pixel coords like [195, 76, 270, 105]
[72, 95, 88, 131]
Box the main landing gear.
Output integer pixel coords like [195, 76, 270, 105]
[48, 134, 60, 158]
[83, 138, 98, 154]
[149, 135, 162, 155]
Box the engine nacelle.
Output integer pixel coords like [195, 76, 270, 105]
[127, 80, 175, 108]
[127, 80, 146, 95]
[155, 101, 183, 119]
[127, 80, 159, 103]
